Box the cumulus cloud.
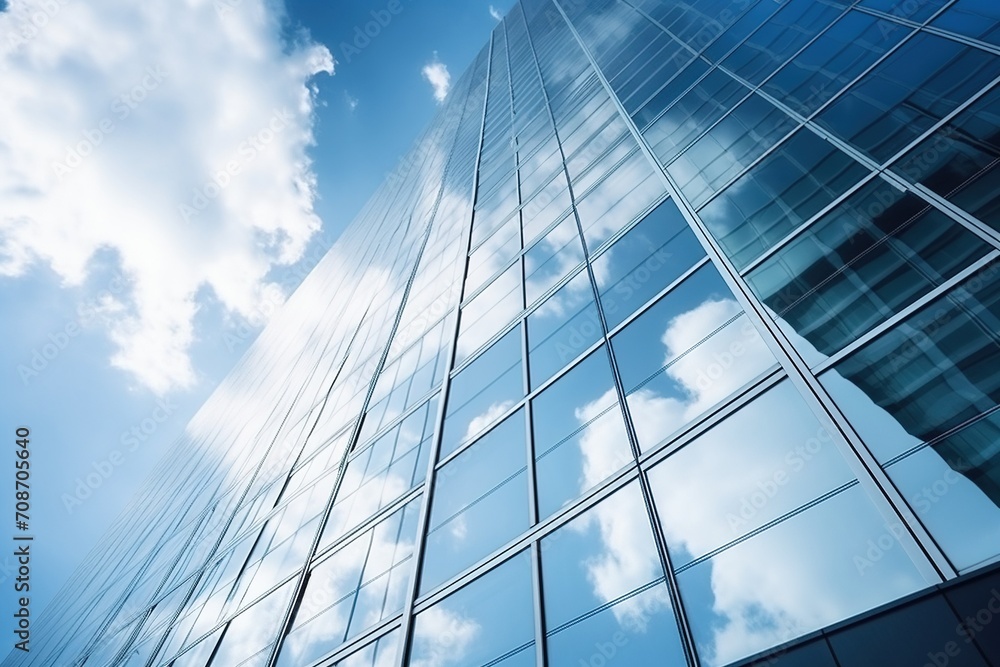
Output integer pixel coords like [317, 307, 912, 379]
[421, 55, 451, 104]
[0, 0, 333, 394]
[489, 5, 504, 21]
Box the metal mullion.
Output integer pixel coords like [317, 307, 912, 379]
[395, 33, 496, 667]
[529, 5, 703, 666]
[558, 0, 957, 588]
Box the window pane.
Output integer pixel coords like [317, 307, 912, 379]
[932, 0, 1000, 47]
[531, 347, 633, 519]
[540, 482, 687, 667]
[421, 410, 529, 593]
[762, 10, 913, 117]
[748, 179, 991, 361]
[612, 264, 777, 452]
[594, 198, 706, 330]
[410, 551, 535, 667]
[891, 83, 1000, 233]
[697, 127, 870, 269]
[524, 215, 585, 305]
[666, 93, 800, 208]
[527, 270, 602, 389]
[280, 499, 421, 666]
[457, 263, 522, 363]
[821, 263, 1000, 570]
[441, 328, 523, 458]
[333, 630, 399, 667]
[674, 485, 925, 667]
[815, 33, 1000, 163]
[648, 381, 855, 567]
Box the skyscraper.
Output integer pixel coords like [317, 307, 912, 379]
[15, 0, 1000, 665]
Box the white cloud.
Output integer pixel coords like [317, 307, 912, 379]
[411, 605, 480, 667]
[0, 0, 333, 394]
[421, 56, 451, 104]
[489, 5, 504, 21]
[345, 90, 359, 112]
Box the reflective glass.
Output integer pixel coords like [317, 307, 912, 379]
[410, 551, 535, 666]
[648, 381, 855, 566]
[858, 0, 948, 21]
[441, 328, 523, 458]
[932, 0, 1000, 47]
[333, 630, 399, 667]
[540, 482, 687, 667]
[720, 0, 845, 86]
[815, 33, 1000, 163]
[762, 11, 912, 117]
[891, 83, 1000, 233]
[531, 347, 633, 518]
[697, 127, 871, 269]
[612, 263, 777, 452]
[666, 93, 800, 208]
[421, 410, 529, 593]
[279, 499, 421, 666]
[527, 270, 602, 389]
[457, 262, 523, 362]
[322, 399, 436, 548]
[524, 215, 585, 305]
[574, 149, 666, 248]
[674, 485, 926, 667]
[748, 179, 991, 362]
[211, 581, 295, 667]
[593, 197, 705, 330]
[821, 263, 1000, 571]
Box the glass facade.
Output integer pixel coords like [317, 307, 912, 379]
[13, 1, 1000, 665]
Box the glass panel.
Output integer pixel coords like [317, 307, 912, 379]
[441, 328, 523, 458]
[645, 68, 750, 165]
[648, 381, 855, 567]
[612, 264, 777, 453]
[421, 410, 529, 593]
[524, 214, 585, 305]
[762, 11, 913, 117]
[932, 0, 1000, 47]
[531, 347, 633, 519]
[748, 179, 991, 362]
[674, 485, 926, 667]
[527, 270, 602, 389]
[822, 261, 1000, 459]
[666, 93, 800, 208]
[720, 0, 845, 86]
[457, 262, 522, 363]
[212, 581, 294, 667]
[322, 399, 437, 548]
[333, 630, 399, 667]
[410, 551, 535, 667]
[540, 481, 687, 667]
[575, 150, 666, 249]
[594, 198, 706, 330]
[815, 33, 1000, 163]
[858, 0, 948, 22]
[891, 83, 1000, 234]
[821, 263, 1000, 571]
[279, 499, 421, 666]
[697, 127, 871, 270]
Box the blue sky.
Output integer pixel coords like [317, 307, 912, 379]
[0, 0, 513, 630]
